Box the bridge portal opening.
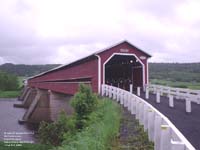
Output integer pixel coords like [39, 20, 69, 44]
[105, 55, 143, 90]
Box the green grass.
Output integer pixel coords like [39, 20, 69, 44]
[150, 79, 200, 90]
[0, 141, 52, 150]
[57, 98, 121, 150]
[0, 90, 20, 98]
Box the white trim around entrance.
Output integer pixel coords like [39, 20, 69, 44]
[95, 54, 101, 94]
[102, 53, 145, 87]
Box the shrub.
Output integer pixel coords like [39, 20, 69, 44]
[38, 110, 75, 146]
[71, 84, 98, 129]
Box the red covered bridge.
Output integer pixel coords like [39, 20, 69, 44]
[16, 41, 151, 123]
[28, 41, 151, 95]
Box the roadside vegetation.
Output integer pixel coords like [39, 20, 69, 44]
[38, 84, 121, 150]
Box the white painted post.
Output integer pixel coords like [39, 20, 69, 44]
[117, 89, 120, 102]
[136, 99, 140, 119]
[145, 87, 149, 99]
[156, 91, 160, 103]
[126, 92, 129, 108]
[127, 93, 129, 108]
[169, 95, 174, 108]
[112, 87, 115, 99]
[131, 97, 136, 115]
[176, 88, 179, 99]
[186, 98, 191, 113]
[143, 105, 148, 131]
[137, 87, 141, 96]
[124, 92, 127, 107]
[143, 84, 146, 92]
[109, 86, 112, 98]
[160, 125, 171, 150]
[147, 109, 155, 141]
[106, 86, 109, 96]
[167, 87, 170, 97]
[101, 85, 104, 96]
[171, 141, 185, 150]
[114, 87, 117, 100]
[130, 84, 133, 93]
[120, 91, 123, 105]
[154, 115, 162, 150]
[160, 87, 162, 96]
[128, 94, 131, 111]
[139, 102, 144, 125]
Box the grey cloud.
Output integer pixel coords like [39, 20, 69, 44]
[0, 0, 200, 64]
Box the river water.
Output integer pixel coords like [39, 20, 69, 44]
[0, 98, 38, 143]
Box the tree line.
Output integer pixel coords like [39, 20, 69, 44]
[0, 71, 19, 91]
[0, 62, 200, 83]
[149, 63, 200, 82]
[0, 63, 60, 77]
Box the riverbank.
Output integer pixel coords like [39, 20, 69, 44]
[0, 90, 20, 98]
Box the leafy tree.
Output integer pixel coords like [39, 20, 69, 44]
[71, 84, 98, 129]
[0, 71, 19, 91]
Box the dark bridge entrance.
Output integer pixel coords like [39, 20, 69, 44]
[105, 54, 144, 90]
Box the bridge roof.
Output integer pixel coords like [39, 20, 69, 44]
[28, 40, 151, 80]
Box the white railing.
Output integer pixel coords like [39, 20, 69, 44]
[102, 84, 196, 150]
[145, 84, 200, 105]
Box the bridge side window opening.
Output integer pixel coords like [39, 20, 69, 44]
[105, 55, 143, 90]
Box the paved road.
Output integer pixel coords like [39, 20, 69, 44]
[135, 91, 200, 149]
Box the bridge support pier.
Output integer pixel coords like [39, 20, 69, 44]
[49, 91, 73, 121]
[18, 86, 30, 101]
[19, 88, 51, 123]
[14, 87, 37, 108]
[18, 88, 74, 124]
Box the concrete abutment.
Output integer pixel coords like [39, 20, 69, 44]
[17, 87, 74, 124]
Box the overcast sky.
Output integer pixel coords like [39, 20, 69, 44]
[0, 0, 200, 65]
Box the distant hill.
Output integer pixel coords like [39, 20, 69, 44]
[149, 63, 200, 82]
[0, 63, 60, 77]
[0, 63, 199, 83]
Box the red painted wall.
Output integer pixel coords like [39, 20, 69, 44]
[98, 42, 148, 85]
[28, 42, 150, 95]
[28, 57, 98, 94]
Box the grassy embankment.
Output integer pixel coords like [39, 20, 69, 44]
[0, 76, 24, 98]
[150, 79, 200, 90]
[57, 98, 121, 150]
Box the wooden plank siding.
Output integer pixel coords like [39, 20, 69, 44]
[28, 41, 151, 95]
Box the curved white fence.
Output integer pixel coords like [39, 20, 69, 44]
[145, 84, 200, 104]
[102, 84, 196, 150]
